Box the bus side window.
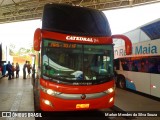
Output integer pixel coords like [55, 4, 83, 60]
[148, 58, 159, 74]
[121, 59, 129, 71]
[131, 62, 138, 72]
[158, 64, 160, 74]
[114, 59, 120, 70]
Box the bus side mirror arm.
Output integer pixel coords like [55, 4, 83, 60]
[34, 28, 42, 51]
[112, 35, 132, 55]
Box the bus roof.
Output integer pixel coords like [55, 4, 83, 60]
[114, 18, 160, 47]
[42, 3, 111, 37]
[124, 18, 160, 41]
[141, 20, 160, 40]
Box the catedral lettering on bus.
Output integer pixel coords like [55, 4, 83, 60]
[66, 36, 94, 42]
[32, 3, 132, 111]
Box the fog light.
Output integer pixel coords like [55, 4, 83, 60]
[43, 99, 52, 106]
[109, 97, 113, 103]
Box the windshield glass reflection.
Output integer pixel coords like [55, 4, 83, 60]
[42, 39, 113, 82]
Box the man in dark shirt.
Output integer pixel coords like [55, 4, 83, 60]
[6, 61, 12, 80]
[23, 61, 28, 79]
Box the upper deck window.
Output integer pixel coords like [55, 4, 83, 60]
[141, 21, 160, 40]
[42, 3, 111, 36]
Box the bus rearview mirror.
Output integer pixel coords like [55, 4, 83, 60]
[112, 35, 132, 55]
[34, 28, 42, 51]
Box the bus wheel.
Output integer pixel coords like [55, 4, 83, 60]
[34, 92, 40, 111]
[33, 86, 41, 111]
[118, 76, 126, 89]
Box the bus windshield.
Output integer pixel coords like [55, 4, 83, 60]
[42, 39, 113, 84]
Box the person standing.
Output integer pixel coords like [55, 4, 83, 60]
[16, 63, 20, 78]
[12, 63, 15, 79]
[27, 61, 32, 78]
[23, 61, 28, 79]
[6, 61, 12, 80]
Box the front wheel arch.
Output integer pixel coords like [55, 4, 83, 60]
[117, 74, 126, 89]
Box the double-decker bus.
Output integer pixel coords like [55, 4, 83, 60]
[114, 19, 160, 98]
[32, 3, 132, 111]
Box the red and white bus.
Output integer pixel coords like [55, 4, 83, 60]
[32, 3, 132, 111]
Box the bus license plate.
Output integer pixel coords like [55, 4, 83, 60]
[76, 104, 90, 108]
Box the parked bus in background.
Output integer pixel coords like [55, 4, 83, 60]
[32, 3, 132, 111]
[114, 19, 160, 98]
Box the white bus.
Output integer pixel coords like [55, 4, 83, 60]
[114, 19, 160, 98]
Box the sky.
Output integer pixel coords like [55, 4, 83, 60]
[0, 19, 41, 50]
[0, 2, 160, 49]
[103, 2, 160, 34]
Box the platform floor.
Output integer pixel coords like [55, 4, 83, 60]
[0, 75, 35, 120]
[115, 88, 160, 111]
[114, 88, 160, 120]
[0, 75, 159, 120]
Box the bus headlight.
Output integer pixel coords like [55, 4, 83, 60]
[105, 87, 115, 94]
[40, 85, 61, 96]
[108, 88, 114, 93]
[47, 89, 54, 95]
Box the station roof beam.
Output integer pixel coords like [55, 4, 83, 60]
[0, 0, 160, 24]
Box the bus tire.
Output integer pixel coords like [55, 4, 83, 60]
[117, 75, 126, 89]
[33, 79, 41, 111]
[34, 88, 41, 111]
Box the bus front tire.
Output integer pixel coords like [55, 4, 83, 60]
[33, 83, 41, 111]
[34, 90, 41, 111]
[118, 76, 126, 89]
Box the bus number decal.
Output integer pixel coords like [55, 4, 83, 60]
[49, 43, 76, 49]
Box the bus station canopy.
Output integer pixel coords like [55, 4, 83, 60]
[0, 0, 160, 24]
